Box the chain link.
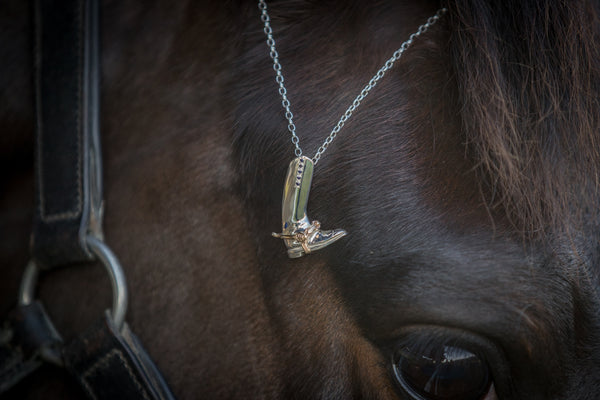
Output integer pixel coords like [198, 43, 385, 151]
[259, 0, 447, 164]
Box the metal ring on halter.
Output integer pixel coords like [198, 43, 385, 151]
[18, 235, 128, 332]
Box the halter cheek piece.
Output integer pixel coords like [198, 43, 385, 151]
[0, 1, 176, 398]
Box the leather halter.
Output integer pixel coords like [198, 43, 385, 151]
[0, 1, 176, 398]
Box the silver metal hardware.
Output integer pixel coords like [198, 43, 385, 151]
[272, 157, 347, 258]
[85, 235, 128, 329]
[19, 235, 128, 332]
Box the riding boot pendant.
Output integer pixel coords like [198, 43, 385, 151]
[272, 156, 347, 258]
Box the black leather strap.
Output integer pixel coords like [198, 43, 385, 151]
[0, 306, 177, 400]
[2, 1, 178, 398]
[32, 0, 104, 269]
[64, 313, 176, 400]
[0, 302, 62, 394]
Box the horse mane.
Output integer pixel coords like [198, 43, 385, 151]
[449, 0, 600, 237]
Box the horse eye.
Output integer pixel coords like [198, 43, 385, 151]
[392, 342, 492, 400]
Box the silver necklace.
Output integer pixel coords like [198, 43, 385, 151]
[262, 1, 447, 258]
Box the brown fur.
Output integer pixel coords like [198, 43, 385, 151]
[449, 0, 600, 236]
[1, 0, 600, 399]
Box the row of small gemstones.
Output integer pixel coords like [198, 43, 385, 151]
[295, 158, 305, 188]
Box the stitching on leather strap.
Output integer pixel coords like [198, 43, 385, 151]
[35, 0, 83, 223]
[81, 349, 151, 400]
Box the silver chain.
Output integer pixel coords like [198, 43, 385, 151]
[259, 1, 447, 165]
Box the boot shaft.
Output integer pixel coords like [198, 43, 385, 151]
[282, 156, 313, 232]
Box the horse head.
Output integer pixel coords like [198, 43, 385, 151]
[233, 0, 600, 398]
[1, 0, 600, 399]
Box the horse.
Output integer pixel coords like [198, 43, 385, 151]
[1, 0, 600, 398]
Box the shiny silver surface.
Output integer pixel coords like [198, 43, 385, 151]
[85, 235, 127, 330]
[18, 236, 128, 330]
[273, 157, 347, 257]
[18, 260, 38, 307]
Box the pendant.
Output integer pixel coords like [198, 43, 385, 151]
[272, 156, 347, 258]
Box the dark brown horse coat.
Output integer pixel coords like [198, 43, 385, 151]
[1, 0, 600, 399]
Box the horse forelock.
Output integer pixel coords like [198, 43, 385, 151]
[449, 0, 600, 238]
